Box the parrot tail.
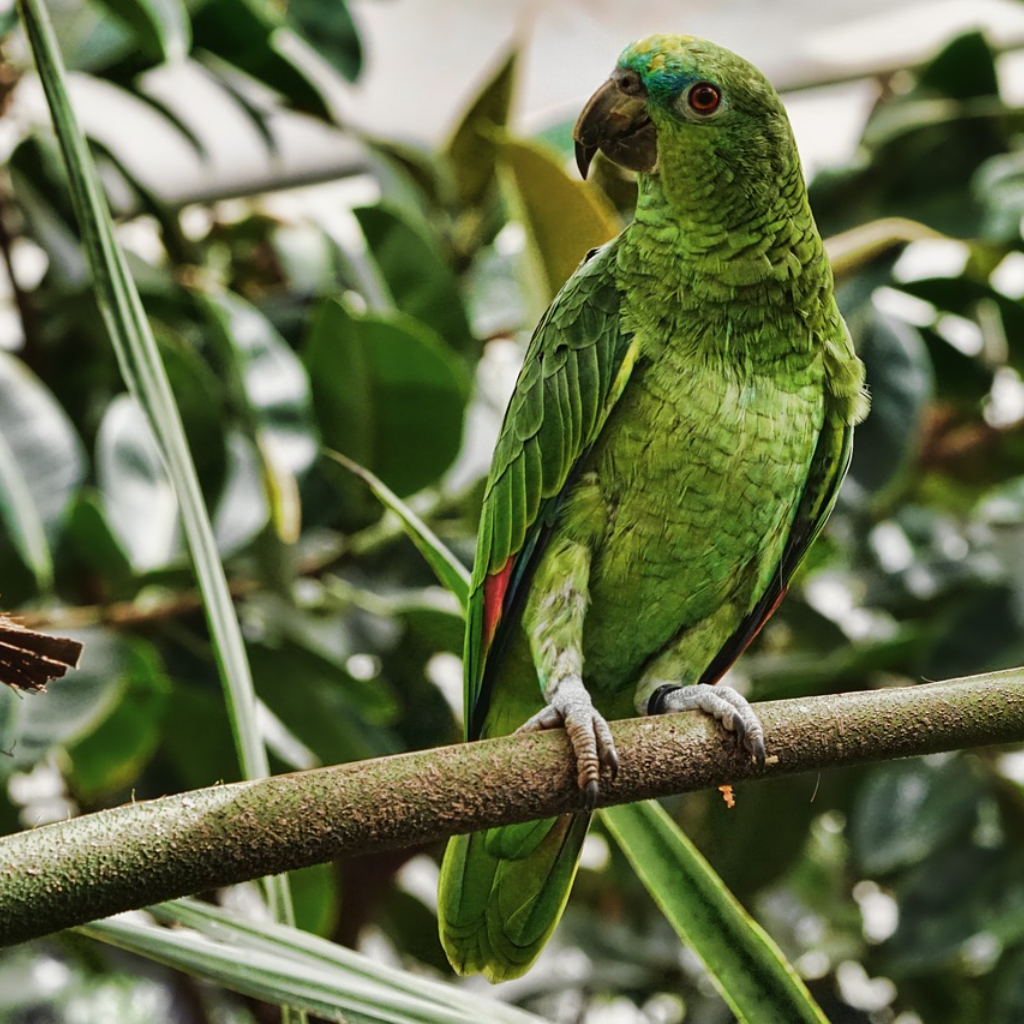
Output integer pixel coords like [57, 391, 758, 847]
[438, 811, 591, 982]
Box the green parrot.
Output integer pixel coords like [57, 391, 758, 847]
[438, 34, 868, 982]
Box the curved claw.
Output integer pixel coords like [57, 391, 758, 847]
[648, 683, 767, 767]
[518, 677, 618, 807]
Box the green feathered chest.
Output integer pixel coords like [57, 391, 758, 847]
[575, 325, 825, 701]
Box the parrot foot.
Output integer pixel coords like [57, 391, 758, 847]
[518, 676, 619, 810]
[648, 683, 766, 766]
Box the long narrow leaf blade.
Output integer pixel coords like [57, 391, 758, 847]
[82, 900, 545, 1024]
[327, 450, 469, 609]
[17, 0, 296, 933]
[602, 801, 828, 1024]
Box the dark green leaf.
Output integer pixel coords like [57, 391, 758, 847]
[845, 309, 933, 503]
[91, 0, 191, 64]
[850, 757, 984, 875]
[354, 205, 475, 356]
[305, 299, 469, 497]
[285, 0, 361, 81]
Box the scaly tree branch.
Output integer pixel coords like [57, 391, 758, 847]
[1, 670, 1023, 947]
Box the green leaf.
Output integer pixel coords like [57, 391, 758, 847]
[327, 452, 469, 609]
[305, 299, 469, 497]
[446, 49, 517, 210]
[95, 394, 180, 572]
[850, 757, 984, 875]
[354, 205, 475, 357]
[0, 350, 86, 591]
[845, 309, 933, 504]
[91, 0, 191, 64]
[498, 138, 620, 299]
[916, 31, 999, 101]
[66, 639, 171, 798]
[13, 629, 127, 770]
[602, 801, 828, 1024]
[190, 0, 336, 120]
[285, 0, 362, 81]
[84, 899, 546, 1024]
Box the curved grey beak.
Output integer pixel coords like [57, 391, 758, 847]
[573, 75, 657, 179]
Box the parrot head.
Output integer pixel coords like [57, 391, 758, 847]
[574, 35, 794, 187]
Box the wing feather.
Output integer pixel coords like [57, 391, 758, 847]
[464, 239, 636, 737]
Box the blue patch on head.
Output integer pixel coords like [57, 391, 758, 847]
[618, 36, 698, 102]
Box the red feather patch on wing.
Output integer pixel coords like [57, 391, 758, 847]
[482, 558, 514, 649]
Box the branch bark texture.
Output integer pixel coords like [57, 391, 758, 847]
[1, 671, 1023, 947]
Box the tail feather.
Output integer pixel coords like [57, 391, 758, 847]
[439, 812, 591, 982]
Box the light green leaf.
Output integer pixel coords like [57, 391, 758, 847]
[92, 0, 191, 64]
[327, 451, 469, 610]
[498, 137, 620, 299]
[602, 800, 828, 1024]
[446, 49, 517, 211]
[83, 899, 546, 1024]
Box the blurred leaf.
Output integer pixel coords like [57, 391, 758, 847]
[67, 639, 171, 798]
[993, 945, 1024, 1024]
[603, 801, 829, 1024]
[845, 308, 933, 503]
[446, 49, 516, 210]
[13, 628, 124, 769]
[498, 138, 620, 299]
[59, 489, 134, 593]
[850, 757, 983, 875]
[0, 350, 86, 590]
[916, 31, 999, 101]
[328, 452, 469, 609]
[886, 844, 1024, 975]
[95, 394, 180, 572]
[160, 684, 241, 788]
[253, 634, 400, 766]
[305, 299, 469, 497]
[86, 899, 547, 1024]
[923, 585, 1024, 678]
[92, 0, 191, 64]
[191, 0, 335, 120]
[200, 289, 319, 480]
[289, 862, 341, 939]
[285, 0, 361, 81]
[213, 430, 270, 555]
[354, 205, 476, 357]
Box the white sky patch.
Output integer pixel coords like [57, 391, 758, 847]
[854, 880, 899, 943]
[579, 831, 611, 871]
[985, 368, 1024, 427]
[893, 238, 970, 282]
[346, 652, 382, 681]
[396, 853, 440, 909]
[935, 313, 984, 356]
[869, 521, 915, 574]
[991, 250, 1024, 299]
[836, 960, 897, 1012]
[873, 287, 938, 329]
[425, 651, 464, 723]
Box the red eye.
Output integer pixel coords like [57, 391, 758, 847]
[688, 82, 721, 114]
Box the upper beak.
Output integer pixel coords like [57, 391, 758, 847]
[573, 76, 657, 179]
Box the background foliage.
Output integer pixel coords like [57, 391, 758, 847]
[0, 2, 1023, 1022]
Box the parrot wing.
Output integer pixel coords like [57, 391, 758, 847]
[694, 411, 854, 688]
[465, 237, 638, 740]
